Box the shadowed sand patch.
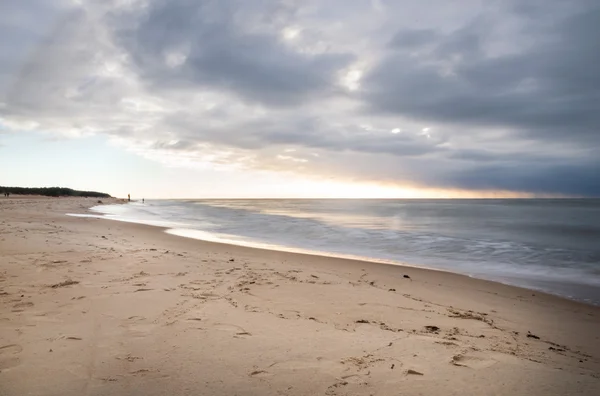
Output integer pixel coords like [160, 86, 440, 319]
[451, 353, 498, 369]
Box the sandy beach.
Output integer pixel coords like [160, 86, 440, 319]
[1, 197, 599, 395]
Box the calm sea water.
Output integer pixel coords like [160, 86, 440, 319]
[88, 199, 600, 305]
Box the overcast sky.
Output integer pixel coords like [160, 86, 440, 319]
[1, 0, 599, 198]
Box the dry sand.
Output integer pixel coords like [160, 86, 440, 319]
[1, 197, 599, 395]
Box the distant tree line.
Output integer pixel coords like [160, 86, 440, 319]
[0, 186, 111, 198]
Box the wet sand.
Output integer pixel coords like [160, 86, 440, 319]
[1, 197, 599, 395]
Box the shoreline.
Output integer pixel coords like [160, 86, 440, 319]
[86, 203, 600, 307]
[1, 197, 599, 395]
[167, 226, 597, 309]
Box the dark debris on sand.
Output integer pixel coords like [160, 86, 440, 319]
[50, 279, 80, 288]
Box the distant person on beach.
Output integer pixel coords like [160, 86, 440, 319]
[142, 198, 144, 203]
[128, 194, 130, 202]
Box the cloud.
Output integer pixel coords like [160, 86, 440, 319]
[111, 0, 354, 106]
[389, 29, 438, 49]
[0, 0, 598, 196]
[362, 0, 600, 143]
[434, 160, 600, 197]
[0, 0, 71, 93]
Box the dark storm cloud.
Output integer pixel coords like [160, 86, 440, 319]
[363, 1, 600, 142]
[433, 160, 600, 197]
[111, 0, 353, 107]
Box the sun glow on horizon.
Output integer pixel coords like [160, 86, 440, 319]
[149, 172, 541, 200]
[0, 132, 555, 200]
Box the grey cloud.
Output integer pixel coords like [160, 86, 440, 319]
[0, 0, 74, 95]
[389, 29, 438, 49]
[2, 6, 125, 120]
[363, 0, 600, 143]
[112, 0, 353, 106]
[296, 152, 600, 197]
[433, 160, 600, 197]
[356, 0, 600, 195]
[161, 110, 445, 158]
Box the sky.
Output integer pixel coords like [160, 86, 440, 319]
[0, 0, 599, 198]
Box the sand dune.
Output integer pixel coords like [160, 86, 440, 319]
[1, 197, 599, 395]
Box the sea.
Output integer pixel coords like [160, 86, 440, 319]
[84, 199, 600, 305]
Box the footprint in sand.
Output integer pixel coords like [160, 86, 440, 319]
[325, 380, 349, 395]
[248, 369, 270, 377]
[267, 358, 343, 378]
[212, 323, 252, 338]
[31, 312, 62, 323]
[450, 354, 497, 369]
[11, 301, 34, 312]
[13, 301, 34, 309]
[0, 344, 23, 370]
[121, 316, 157, 338]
